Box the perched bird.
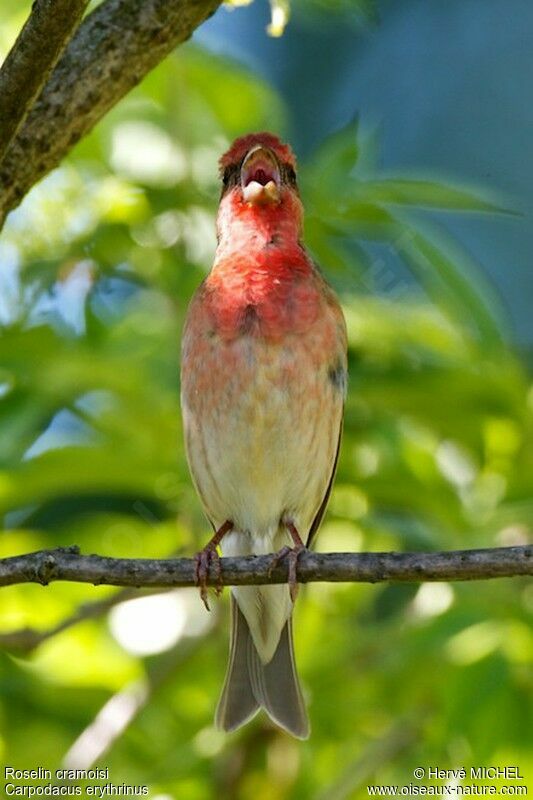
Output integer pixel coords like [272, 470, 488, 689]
[180, 132, 347, 738]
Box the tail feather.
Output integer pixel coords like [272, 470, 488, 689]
[215, 595, 309, 739]
[215, 596, 259, 732]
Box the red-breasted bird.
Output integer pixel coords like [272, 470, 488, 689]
[180, 132, 347, 738]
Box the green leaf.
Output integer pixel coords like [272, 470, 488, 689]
[357, 178, 515, 214]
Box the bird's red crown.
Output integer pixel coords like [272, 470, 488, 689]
[219, 132, 297, 174]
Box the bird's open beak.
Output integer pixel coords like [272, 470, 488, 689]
[241, 146, 281, 205]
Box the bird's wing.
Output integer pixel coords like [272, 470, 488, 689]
[306, 416, 343, 549]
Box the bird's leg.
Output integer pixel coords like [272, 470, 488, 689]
[195, 519, 233, 611]
[284, 520, 307, 601]
[269, 518, 307, 602]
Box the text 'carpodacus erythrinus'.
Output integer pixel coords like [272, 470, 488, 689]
[180, 132, 347, 738]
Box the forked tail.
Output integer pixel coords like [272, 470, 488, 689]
[215, 595, 309, 739]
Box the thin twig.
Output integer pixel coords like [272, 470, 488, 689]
[0, 0, 89, 164]
[314, 717, 420, 800]
[0, 0, 222, 228]
[0, 586, 167, 652]
[0, 545, 531, 589]
[63, 635, 205, 768]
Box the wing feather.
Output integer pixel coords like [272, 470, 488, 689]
[306, 416, 343, 548]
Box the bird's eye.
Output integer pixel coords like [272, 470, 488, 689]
[286, 166, 297, 185]
[222, 165, 238, 189]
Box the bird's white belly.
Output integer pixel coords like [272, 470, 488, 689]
[182, 335, 341, 545]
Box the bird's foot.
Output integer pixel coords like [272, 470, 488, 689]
[195, 547, 221, 611]
[269, 519, 307, 602]
[194, 520, 233, 611]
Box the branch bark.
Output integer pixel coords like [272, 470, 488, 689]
[0, 545, 531, 589]
[0, 0, 222, 228]
[0, 0, 89, 164]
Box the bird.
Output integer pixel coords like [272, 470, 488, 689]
[180, 132, 347, 739]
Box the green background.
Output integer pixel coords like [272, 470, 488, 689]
[0, 1, 532, 798]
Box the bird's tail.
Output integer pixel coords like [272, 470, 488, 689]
[215, 595, 309, 739]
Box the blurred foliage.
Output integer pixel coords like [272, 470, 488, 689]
[226, 0, 379, 37]
[0, 3, 532, 798]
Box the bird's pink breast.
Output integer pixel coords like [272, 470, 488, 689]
[199, 247, 329, 342]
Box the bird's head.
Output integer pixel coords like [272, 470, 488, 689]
[216, 133, 303, 250]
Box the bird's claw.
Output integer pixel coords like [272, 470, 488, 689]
[195, 546, 223, 611]
[194, 520, 233, 611]
[268, 545, 290, 577]
[269, 543, 306, 602]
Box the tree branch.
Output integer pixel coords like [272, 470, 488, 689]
[0, 0, 89, 164]
[0, 0, 222, 228]
[0, 545, 531, 589]
[0, 586, 166, 652]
